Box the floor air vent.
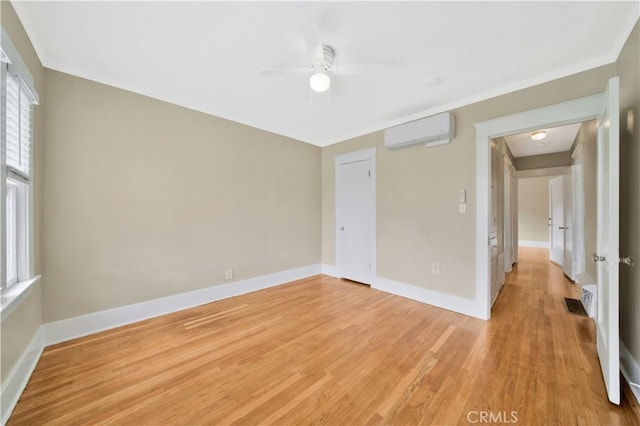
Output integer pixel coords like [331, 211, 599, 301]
[564, 298, 588, 316]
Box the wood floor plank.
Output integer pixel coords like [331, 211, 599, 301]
[8, 248, 640, 425]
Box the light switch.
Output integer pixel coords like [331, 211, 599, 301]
[459, 189, 466, 203]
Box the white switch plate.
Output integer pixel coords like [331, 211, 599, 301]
[459, 203, 467, 213]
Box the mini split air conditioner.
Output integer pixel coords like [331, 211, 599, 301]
[384, 112, 455, 150]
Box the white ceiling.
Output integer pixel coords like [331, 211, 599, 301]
[11, 1, 639, 147]
[504, 122, 583, 158]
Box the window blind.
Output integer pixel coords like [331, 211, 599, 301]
[5, 71, 34, 180]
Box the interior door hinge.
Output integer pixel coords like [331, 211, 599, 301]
[368, 170, 371, 177]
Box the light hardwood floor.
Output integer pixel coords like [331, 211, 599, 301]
[9, 248, 640, 425]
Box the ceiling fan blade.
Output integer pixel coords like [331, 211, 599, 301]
[330, 63, 387, 75]
[261, 67, 309, 77]
[301, 21, 324, 62]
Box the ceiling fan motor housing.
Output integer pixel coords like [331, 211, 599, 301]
[312, 45, 335, 71]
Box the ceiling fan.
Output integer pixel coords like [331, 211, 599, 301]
[261, 23, 386, 93]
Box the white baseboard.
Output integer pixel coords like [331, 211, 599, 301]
[1, 327, 44, 425]
[518, 240, 549, 248]
[620, 340, 640, 404]
[43, 264, 321, 346]
[373, 277, 483, 319]
[321, 264, 339, 278]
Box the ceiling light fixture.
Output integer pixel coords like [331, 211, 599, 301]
[309, 72, 331, 93]
[531, 130, 547, 141]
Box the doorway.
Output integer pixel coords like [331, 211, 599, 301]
[475, 77, 621, 404]
[487, 121, 582, 306]
[475, 92, 613, 318]
[548, 173, 575, 279]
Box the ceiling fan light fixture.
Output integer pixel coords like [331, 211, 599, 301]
[309, 72, 331, 92]
[531, 130, 547, 141]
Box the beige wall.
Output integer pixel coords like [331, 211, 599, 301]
[0, 3, 44, 384]
[322, 64, 615, 299]
[617, 21, 640, 376]
[0, 286, 42, 383]
[42, 70, 321, 322]
[514, 151, 572, 171]
[517, 176, 551, 243]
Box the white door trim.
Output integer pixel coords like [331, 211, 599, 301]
[503, 156, 513, 273]
[474, 93, 605, 319]
[571, 146, 586, 281]
[334, 147, 377, 282]
[549, 175, 565, 267]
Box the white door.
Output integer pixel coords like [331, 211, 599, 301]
[594, 77, 620, 405]
[562, 174, 574, 279]
[549, 176, 564, 265]
[336, 151, 375, 285]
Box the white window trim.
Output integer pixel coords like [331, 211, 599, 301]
[1, 28, 39, 321]
[5, 177, 31, 287]
[0, 275, 41, 323]
[6, 181, 18, 286]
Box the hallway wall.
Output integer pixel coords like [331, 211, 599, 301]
[518, 176, 551, 245]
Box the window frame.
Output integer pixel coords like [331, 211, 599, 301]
[5, 180, 18, 286]
[1, 34, 38, 295]
[5, 177, 30, 288]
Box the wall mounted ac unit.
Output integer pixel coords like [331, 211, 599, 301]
[384, 112, 455, 150]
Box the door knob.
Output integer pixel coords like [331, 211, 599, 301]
[559, 226, 567, 230]
[339, 226, 345, 231]
[592, 254, 606, 262]
[620, 256, 635, 266]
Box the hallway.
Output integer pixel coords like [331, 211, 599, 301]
[489, 247, 639, 424]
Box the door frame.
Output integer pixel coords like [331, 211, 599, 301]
[562, 172, 575, 279]
[571, 147, 586, 282]
[334, 147, 377, 282]
[503, 155, 514, 273]
[474, 93, 605, 319]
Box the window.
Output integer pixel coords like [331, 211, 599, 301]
[1, 33, 38, 292]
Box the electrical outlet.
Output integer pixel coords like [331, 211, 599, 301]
[225, 268, 234, 280]
[432, 263, 440, 274]
[459, 203, 467, 213]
